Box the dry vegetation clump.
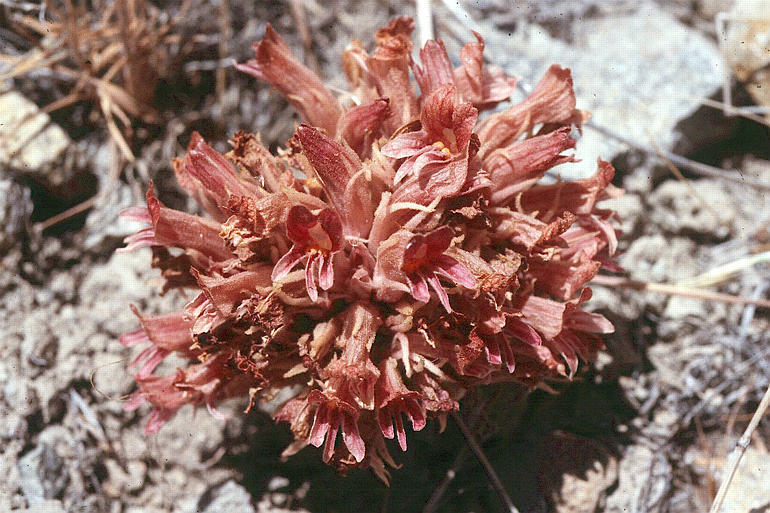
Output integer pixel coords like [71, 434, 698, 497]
[1, 0, 196, 160]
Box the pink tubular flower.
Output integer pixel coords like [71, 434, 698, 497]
[478, 317, 543, 374]
[118, 18, 621, 479]
[401, 226, 476, 312]
[381, 84, 477, 185]
[375, 358, 426, 451]
[453, 32, 518, 110]
[272, 205, 343, 301]
[308, 390, 365, 463]
[119, 305, 196, 379]
[235, 24, 341, 135]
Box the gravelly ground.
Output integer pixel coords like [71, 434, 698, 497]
[2, 1, 770, 512]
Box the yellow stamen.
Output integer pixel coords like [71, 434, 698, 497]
[431, 140, 452, 158]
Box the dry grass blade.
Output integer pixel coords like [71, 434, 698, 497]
[216, 0, 231, 101]
[708, 382, 770, 513]
[0, 48, 68, 80]
[591, 275, 770, 308]
[99, 92, 136, 162]
[678, 251, 770, 288]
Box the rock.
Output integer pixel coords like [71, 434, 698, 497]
[90, 351, 135, 402]
[619, 235, 698, 283]
[0, 90, 72, 187]
[723, 0, 770, 113]
[600, 192, 644, 237]
[538, 432, 619, 513]
[22, 310, 59, 373]
[103, 459, 147, 496]
[664, 296, 708, 319]
[443, 2, 726, 179]
[742, 157, 770, 186]
[254, 494, 312, 513]
[698, 0, 736, 19]
[267, 476, 290, 491]
[604, 445, 672, 513]
[115, 430, 148, 462]
[152, 405, 227, 470]
[17, 442, 68, 504]
[78, 251, 166, 336]
[200, 480, 255, 513]
[0, 178, 32, 252]
[587, 234, 702, 317]
[571, 3, 726, 155]
[2, 371, 39, 419]
[648, 179, 734, 238]
[18, 499, 67, 513]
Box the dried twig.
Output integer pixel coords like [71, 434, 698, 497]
[586, 120, 770, 191]
[2, 0, 194, 163]
[36, 195, 100, 232]
[591, 275, 770, 308]
[681, 346, 770, 428]
[423, 445, 470, 513]
[649, 137, 723, 221]
[424, 397, 491, 513]
[708, 382, 770, 513]
[739, 282, 769, 340]
[36, 138, 123, 231]
[451, 411, 520, 513]
[688, 96, 770, 128]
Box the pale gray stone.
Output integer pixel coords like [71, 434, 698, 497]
[604, 445, 672, 513]
[0, 91, 70, 180]
[201, 481, 255, 513]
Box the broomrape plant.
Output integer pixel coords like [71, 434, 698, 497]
[119, 17, 621, 481]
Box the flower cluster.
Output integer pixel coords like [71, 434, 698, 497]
[119, 17, 621, 481]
